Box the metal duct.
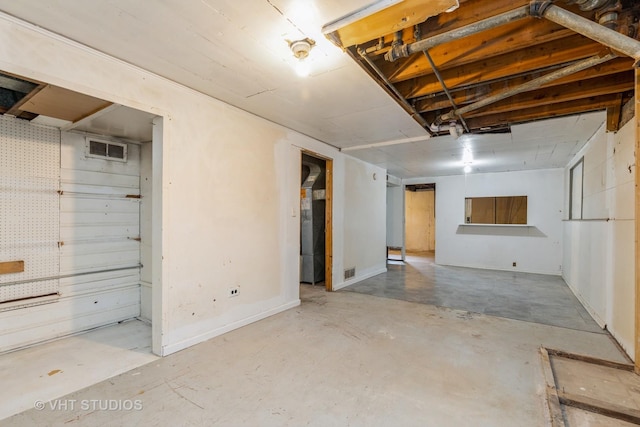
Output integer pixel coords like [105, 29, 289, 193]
[537, 4, 640, 65]
[439, 52, 618, 122]
[300, 161, 325, 284]
[384, 6, 530, 62]
[384, 1, 637, 65]
[569, 0, 613, 11]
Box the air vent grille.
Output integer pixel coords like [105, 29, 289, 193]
[86, 138, 127, 162]
[344, 267, 356, 280]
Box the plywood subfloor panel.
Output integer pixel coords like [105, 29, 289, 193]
[19, 85, 111, 122]
[564, 405, 640, 427]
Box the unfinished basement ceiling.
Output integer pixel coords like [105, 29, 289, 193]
[0, 1, 636, 177]
[328, 0, 639, 136]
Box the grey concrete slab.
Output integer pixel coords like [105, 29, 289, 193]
[342, 252, 604, 334]
[3, 287, 628, 426]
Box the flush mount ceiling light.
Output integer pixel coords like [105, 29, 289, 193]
[289, 38, 315, 77]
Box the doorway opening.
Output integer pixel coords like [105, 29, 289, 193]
[0, 71, 159, 356]
[300, 152, 333, 291]
[405, 183, 436, 258]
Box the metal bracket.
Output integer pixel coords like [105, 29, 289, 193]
[530, 0, 554, 18]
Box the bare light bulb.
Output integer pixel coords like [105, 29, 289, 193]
[289, 38, 315, 78]
[295, 58, 310, 77]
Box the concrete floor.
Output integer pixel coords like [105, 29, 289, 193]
[0, 320, 156, 421]
[2, 284, 628, 426]
[344, 252, 604, 334]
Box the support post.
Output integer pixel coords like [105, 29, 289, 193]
[635, 68, 640, 372]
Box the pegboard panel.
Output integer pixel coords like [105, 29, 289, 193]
[0, 116, 60, 302]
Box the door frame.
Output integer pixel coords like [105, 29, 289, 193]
[301, 150, 333, 292]
[404, 183, 437, 255]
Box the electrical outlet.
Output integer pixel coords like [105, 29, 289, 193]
[228, 287, 239, 298]
[512, 262, 517, 267]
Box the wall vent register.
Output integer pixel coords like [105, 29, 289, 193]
[344, 267, 356, 280]
[86, 138, 127, 162]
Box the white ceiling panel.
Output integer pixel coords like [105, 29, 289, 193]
[0, 0, 427, 148]
[349, 112, 606, 178]
[0, 2, 609, 178]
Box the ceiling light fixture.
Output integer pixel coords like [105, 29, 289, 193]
[289, 38, 315, 77]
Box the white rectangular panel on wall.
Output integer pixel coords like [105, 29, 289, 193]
[0, 116, 60, 303]
[59, 132, 140, 310]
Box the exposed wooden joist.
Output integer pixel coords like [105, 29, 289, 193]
[326, 0, 458, 48]
[459, 94, 621, 129]
[558, 391, 640, 424]
[397, 35, 604, 99]
[458, 73, 634, 119]
[606, 94, 624, 132]
[381, 19, 574, 83]
[419, 0, 530, 38]
[415, 59, 634, 113]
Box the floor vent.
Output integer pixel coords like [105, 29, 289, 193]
[344, 267, 356, 280]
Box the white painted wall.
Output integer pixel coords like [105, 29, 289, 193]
[140, 141, 152, 322]
[406, 168, 564, 274]
[386, 185, 404, 249]
[0, 14, 388, 356]
[337, 157, 387, 290]
[0, 124, 143, 353]
[563, 120, 636, 358]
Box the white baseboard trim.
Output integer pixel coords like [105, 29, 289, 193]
[563, 278, 605, 328]
[161, 299, 301, 356]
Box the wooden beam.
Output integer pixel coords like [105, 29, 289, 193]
[539, 348, 566, 427]
[559, 391, 640, 424]
[607, 94, 624, 132]
[327, 0, 458, 48]
[325, 159, 333, 292]
[419, 0, 530, 39]
[546, 348, 634, 371]
[381, 19, 573, 83]
[460, 94, 621, 130]
[415, 59, 634, 113]
[459, 73, 634, 119]
[397, 35, 603, 99]
[0, 260, 24, 275]
[635, 68, 640, 374]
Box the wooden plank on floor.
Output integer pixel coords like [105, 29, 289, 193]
[559, 391, 640, 424]
[539, 347, 566, 427]
[0, 261, 24, 275]
[546, 348, 634, 372]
